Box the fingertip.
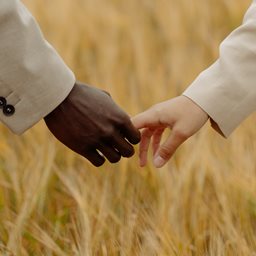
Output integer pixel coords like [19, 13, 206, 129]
[131, 113, 149, 130]
[139, 158, 146, 167]
[119, 118, 141, 145]
[130, 130, 141, 145]
[130, 114, 139, 123]
[130, 116, 142, 129]
[122, 146, 135, 158]
[82, 151, 106, 167]
[139, 151, 148, 167]
[91, 158, 105, 167]
[153, 156, 166, 168]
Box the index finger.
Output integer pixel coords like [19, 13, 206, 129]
[120, 119, 141, 145]
[131, 109, 160, 130]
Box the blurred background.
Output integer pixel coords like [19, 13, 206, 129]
[0, 0, 255, 255]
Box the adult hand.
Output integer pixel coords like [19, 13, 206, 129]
[132, 96, 208, 168]
[44, 82, 141, 166]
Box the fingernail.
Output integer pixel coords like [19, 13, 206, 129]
[154, 156, 165, 168]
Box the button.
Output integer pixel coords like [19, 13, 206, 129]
[0, 97, 6, 108]
[3, 105, 15, 116]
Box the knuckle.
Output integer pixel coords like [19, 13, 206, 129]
[101, 126, 115, 139]
[117, 114, 130, 127]
[173, 128, 189, 140]
[151, 104, 166, 124]
[159, 145, 171, 160]
[152, 104, 162, 117]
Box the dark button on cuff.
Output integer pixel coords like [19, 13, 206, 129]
[0, 97, 6, 108]
[0, 96, 15, 117]
[3, 105, 15, 116]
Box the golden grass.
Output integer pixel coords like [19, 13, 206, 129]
[0, 0, 255, 255]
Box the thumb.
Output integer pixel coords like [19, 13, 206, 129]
[131, 108, 160, 130]
[153, 129, 187, 168]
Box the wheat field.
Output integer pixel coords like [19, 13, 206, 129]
[0, 0, 255, 255]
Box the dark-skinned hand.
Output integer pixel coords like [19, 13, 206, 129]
[44, 82, 141, 166]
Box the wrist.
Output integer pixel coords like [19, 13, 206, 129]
[44, 82, 77, 120]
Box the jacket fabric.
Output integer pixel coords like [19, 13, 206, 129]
[0, 0, 75, 134]
[184, 1, 256, 137]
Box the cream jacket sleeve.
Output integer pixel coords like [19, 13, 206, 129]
[183, 0, 256, 138]
[0, 0, 75, 134]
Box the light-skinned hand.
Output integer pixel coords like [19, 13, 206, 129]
[132, 96, 209, 168]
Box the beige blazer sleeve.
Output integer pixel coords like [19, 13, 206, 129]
[0, 0, 75, 134]
[183, 0, 256, 138]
